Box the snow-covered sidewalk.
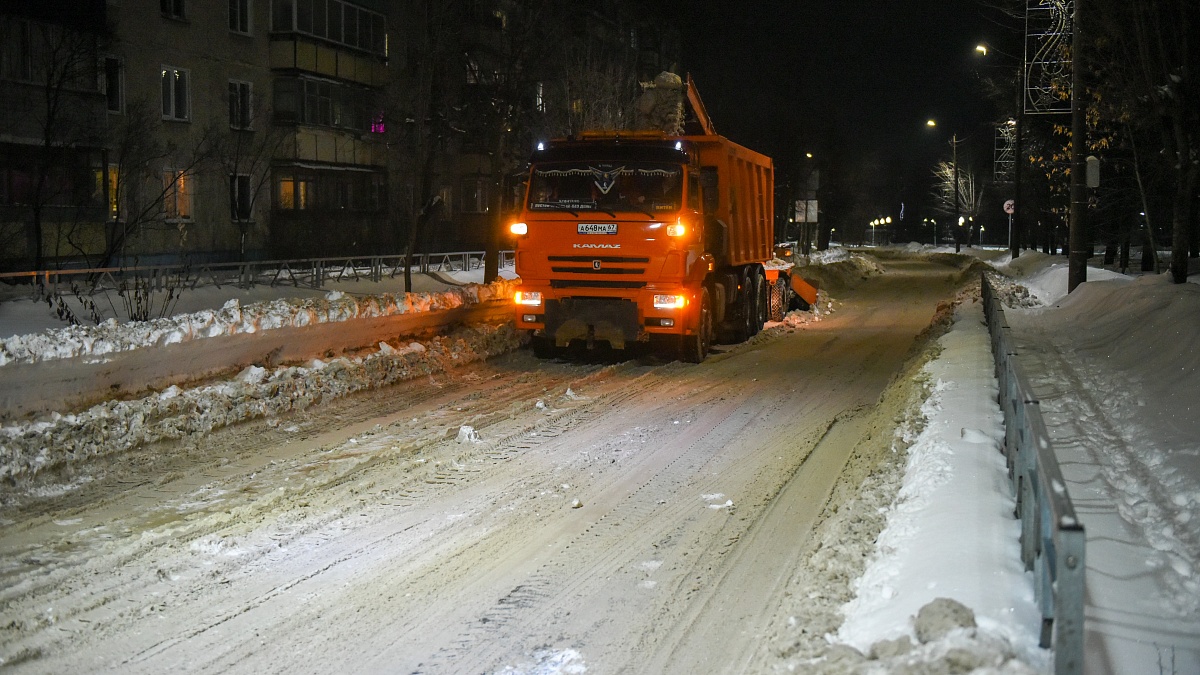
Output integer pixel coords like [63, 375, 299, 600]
[1000, 255, 1200, 675]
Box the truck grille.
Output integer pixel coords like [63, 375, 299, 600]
[548, 255, 649, 276]
[547, 256, 651, 263]
[550, 280, 646, 289]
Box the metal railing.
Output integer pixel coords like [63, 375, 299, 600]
[981, 273, 1086, 675]
[0, 251, 516, 300]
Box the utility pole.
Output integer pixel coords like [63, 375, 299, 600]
[1013, 71, 1024, 261]
[1067, 0, 1087, 292]
[953, 134, 962, 253]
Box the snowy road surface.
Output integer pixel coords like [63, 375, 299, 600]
[2, 258, 979, 673]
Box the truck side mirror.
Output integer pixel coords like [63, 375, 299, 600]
[700, 167, 719, 213]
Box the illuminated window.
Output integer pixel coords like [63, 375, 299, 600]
[163, 169, 192, 220]
[94, 165, 120, 219]
[277, 175, 313, 210]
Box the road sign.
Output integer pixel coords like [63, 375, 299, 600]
[1003, 199, 1015, 215]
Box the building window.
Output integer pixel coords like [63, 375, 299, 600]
[229, 80, 252, 129]
[369, 173, 384, 210]
[277, 174, 313, 210]
[303, 79, 333, 126]
[231, 174, 253, 220]
[161, 66, 190, 121]
[104, 57, 124, 114]
[230, 0, 251, 34]
[535, 82, 545, 114]
[274, 76, 373, 131]
[94, 164, 120, 219]
[461, 178, 488, 214]
[1, 19, 33, 82]
[272, 0, 387, 56]
[163, 170, 192, 220]
[161, 0, 186, 20]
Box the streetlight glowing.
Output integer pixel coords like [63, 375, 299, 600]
[805, 152, 813, 159]
[975, 44, 988, 56]
[926, 119, 937, 127]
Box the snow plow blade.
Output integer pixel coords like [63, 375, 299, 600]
[791, 275, 819, 307]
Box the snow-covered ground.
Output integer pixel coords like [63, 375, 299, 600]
[1, 247, 1196, 673]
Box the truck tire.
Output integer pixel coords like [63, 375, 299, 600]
[729, 272, 754, 343]
[768, 278, 786, 322]
[750, 270, 766, 336]
[681, 288, 712, 363]
[530, 335, 556, 359]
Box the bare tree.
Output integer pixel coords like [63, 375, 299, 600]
[556, 41, 638, 135]
[462, 0, 568, 282]
[0, 13, 107, 271]
[86, 99, 219, 269]
[211, 96, 290, 262]
[383, 0, 457, 292]
[930, 160, 985, 247]
[1092, 0, 1199, 283]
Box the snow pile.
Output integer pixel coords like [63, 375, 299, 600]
[836, 300, 1043, 667]
[994, 251, 1130, 305]
[790, 250, 884, 294]
[0, 323, 522, 484]
[0, 278, 518, 367]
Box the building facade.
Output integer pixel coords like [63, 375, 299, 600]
[0, 0, 678, 272]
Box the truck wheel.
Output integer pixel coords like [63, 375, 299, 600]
[751, 270, 767, 336]
[530, 335, 556, 359]
[681, 288, 712, 363]
[768, 279, 786, 322]
[731, 275, 754, 343]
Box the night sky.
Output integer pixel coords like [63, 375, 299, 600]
[657, 0, 1007, 223]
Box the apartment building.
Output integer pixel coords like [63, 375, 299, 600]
[0, 0, 678, 272]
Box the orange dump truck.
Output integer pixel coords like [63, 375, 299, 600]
[508, 78, 817, 362]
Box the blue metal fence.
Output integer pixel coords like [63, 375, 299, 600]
[981, 272, 1086, 675]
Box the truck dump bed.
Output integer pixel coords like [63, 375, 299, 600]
[687, 135, 774, 268]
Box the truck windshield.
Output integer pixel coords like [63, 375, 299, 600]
[527, 162, 683, 214]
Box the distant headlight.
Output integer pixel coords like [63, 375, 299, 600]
[653, 294, 686, 309]
[510, 222, 529, 236]
[515, 291, 542, 306]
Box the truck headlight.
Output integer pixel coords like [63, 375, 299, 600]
[666, 222, 687, 237]
[653, 294, 686, 309]
[515, 291, 542, 306]
[510, 222, 529, 236]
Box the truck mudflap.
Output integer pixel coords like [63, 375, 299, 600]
[544, 298, 640, 349]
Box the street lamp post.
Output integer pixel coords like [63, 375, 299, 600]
[927, 120, 965, 253]
[977, 42, 1025, 261]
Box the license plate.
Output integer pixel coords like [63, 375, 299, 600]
[577, 223, 617, 234]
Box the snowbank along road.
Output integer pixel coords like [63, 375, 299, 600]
[1, 256, 975, 674]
